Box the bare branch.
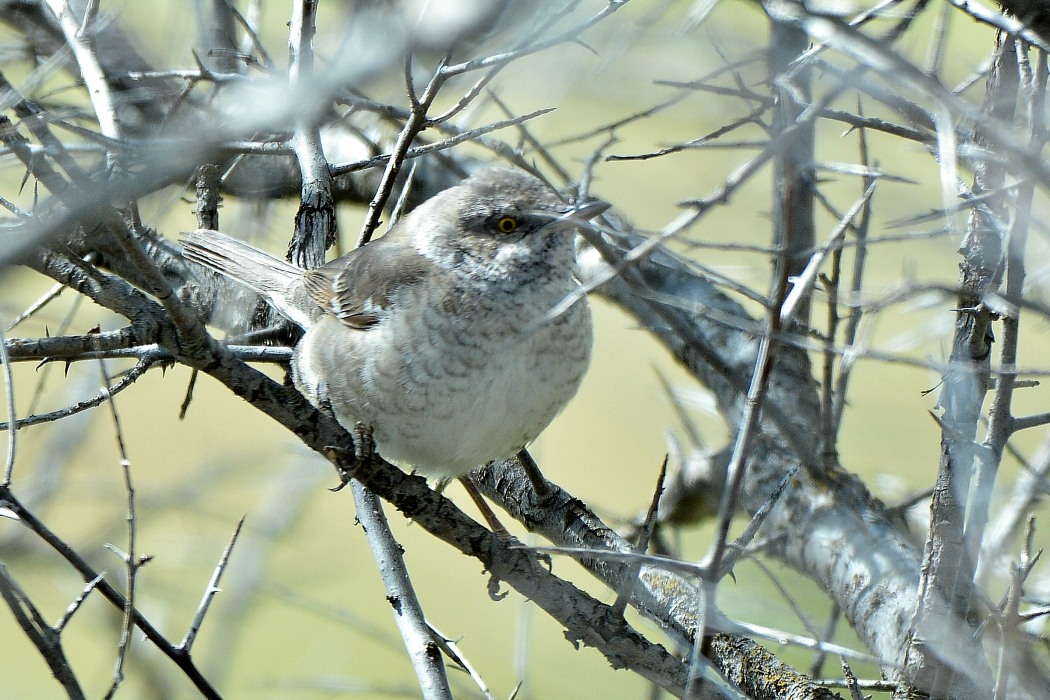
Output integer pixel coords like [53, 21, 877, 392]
[0, 488, 222, 698]
[179, 516, 244, 654]
[0, 563, 85, 700]
[351, 481, 452, 699]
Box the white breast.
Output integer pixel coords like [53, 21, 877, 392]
[293, 278, 592, 478]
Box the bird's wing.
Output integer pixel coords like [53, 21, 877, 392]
[302, 236, 432, 330]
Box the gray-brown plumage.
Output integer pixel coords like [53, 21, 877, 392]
[182, 168, 608, 477]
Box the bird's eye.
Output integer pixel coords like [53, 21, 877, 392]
[496, 216, 518, 233]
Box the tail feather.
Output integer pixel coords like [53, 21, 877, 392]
[181, 229, 315, 328]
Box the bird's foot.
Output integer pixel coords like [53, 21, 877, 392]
[517, 449, 556, 505]
[324, 446, 355, 491]
[351, 422, 376, 464]
[325, 423, 376, 492]
[460, 476, 511, 537]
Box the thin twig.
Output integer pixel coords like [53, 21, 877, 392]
[356, 54, 448, 246]
[4, 282, 66, 332]
[429, 623, 497, 700]
[831, 103, 875, 435]
[329, 108, 555, 178]
[0, 359, 152, 432]
[780, 183, 877, 327]
[97, 352, 138, 700]
[0, 487, 223, 698]
[179, 516, 244, 653]
[612, 457, 667, 617]
[808, 603, 841, 679]
[54, 573, 104, 633]
[0, 320, 16, 486]
[712, 465, 800, 580]
[0, 563, 86, 700]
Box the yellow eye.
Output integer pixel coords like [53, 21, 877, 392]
[496, 216, 518, 233]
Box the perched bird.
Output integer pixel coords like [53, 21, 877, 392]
[182, 168, 608, 479]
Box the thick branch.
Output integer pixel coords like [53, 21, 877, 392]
[579, 226, 990, 697]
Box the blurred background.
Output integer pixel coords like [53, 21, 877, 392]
[2, 1, 1049, 698]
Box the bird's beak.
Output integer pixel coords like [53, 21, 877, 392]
[567, 199, 611, 221]
[539, 199, 611, 232]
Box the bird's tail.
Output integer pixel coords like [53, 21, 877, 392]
[181, 229, 315, 328]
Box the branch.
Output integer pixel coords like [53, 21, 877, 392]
[473, 459, 837, 700]
[351, 482, 452, 699]
[0, 563, 85, 700]
[287, 0, 336, 268]
[0, 488, 222, 698]
[179, 517, 244, 654]
[342, 456, 698, 697]
[578, 222, 990, 693]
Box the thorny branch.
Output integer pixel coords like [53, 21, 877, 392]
[3, 1, 1050, 699]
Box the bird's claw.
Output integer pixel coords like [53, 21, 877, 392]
[325, 423, 376, 492]
[352, 422, 375, 464]
[324, 445, 355, 491]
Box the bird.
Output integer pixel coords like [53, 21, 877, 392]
[181, 167, 608, 480]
